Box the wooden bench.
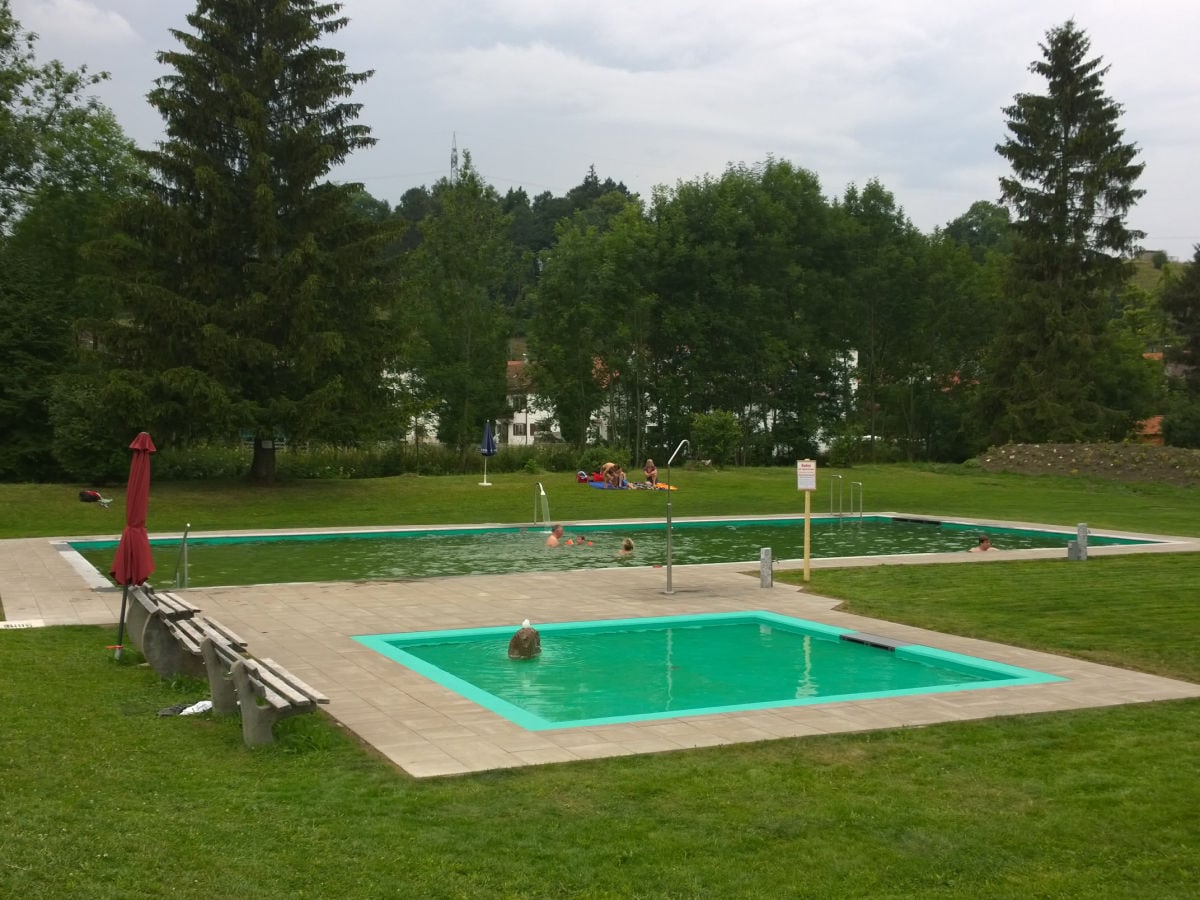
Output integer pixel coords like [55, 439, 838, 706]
[229, 657, 330, 746]
[166, 616, 249, 715]
[126, 586, 202, 678]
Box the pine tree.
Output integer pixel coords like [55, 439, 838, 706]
[90, 0, 397, 482]
[978, 19, 1153, 444]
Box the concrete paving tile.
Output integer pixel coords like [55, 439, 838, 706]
[510, 746, 584, 766]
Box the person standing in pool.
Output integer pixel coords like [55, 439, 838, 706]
[618, 537, 634, 557]
[546, 524, 565, 547]
[970, 535, 994, 552]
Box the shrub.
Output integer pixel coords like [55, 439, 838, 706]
[577, 445, 628, 475]
[690, 411, 740, 466]
[1164, 394, 1200, 449]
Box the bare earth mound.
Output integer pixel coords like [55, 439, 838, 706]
[978, 443, 1200, 487]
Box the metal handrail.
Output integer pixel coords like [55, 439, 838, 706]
[533, 482, 550, 528]
[664, 439, 690, 594]
[850, 482, 864, 520]
[173, 523, 191, 589]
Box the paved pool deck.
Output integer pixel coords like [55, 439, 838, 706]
[4, 522, 1200, 778]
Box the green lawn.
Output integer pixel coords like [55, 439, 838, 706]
[2, 466, 1198, 897]
[6, 462, 1200, 539]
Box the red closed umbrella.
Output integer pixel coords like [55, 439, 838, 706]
[111, 432, 156, 659]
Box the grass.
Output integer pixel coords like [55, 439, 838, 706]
[788, 553, 1200, 683]
[6, 462, 1200, 539]
[2, 464, 1199, 897]
[2, 629, 1197, 898]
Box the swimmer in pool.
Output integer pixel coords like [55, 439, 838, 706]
[546, 524, 565, 547]
[618, 537, 634, 557]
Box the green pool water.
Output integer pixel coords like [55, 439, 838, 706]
[354, 611, 1065, 729]
[69, 516, 1151, 587]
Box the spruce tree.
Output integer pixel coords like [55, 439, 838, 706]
[90, 0, 396, 481]
[978, 19, 1153, 444]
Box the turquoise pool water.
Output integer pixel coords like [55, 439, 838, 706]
[355, 611, 1065, 730]
[69, 516, 1153, 587]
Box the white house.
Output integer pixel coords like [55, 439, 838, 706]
[501, 358, 559, 446]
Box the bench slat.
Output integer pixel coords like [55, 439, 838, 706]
[167, 615, 247, 666]
[167, 620, 204, 654]
[133, 587, 200, 620]
[250, 657, 331, 710]
[258, 658, 330, 704]
[198, 617, 247, 649]
[243, 659, 314, 707]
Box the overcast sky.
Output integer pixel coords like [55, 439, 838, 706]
[13, 0, 1200, 259]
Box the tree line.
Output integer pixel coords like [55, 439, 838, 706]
[2, 1, 1197, 484]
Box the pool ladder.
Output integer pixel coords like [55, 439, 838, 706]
[828, 476, 864, 520]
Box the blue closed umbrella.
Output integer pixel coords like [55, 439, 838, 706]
[479, 421, 497, 485]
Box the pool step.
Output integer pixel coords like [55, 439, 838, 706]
[840, 632, 912, 652]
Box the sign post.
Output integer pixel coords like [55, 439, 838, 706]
[796, 459, 817, 583]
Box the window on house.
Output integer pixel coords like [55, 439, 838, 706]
[512, 423, 527, 436]
[529, 423, 538, 434]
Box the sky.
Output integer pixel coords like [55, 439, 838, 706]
[13, 0, 1200, 260]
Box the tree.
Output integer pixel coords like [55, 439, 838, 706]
[1162, 245, 1200, 389]
[0, 108, 143, 480]
[647, 160, 844, 463]
[526, 208, 612, 448]
[85, 0, 397, 482]
[978, 19, 1153, 444]
[406, 154, 515, 452]
[0, 0, 107, 231]
[944, 200, 1011, 263]
[0, 0, 139, 479]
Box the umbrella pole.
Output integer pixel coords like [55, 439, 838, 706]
[114, 583, 130, 660]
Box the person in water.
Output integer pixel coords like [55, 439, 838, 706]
[546, 524, 565, 547]
[970, 534, 994, 552]
[618, 537, 634, 557]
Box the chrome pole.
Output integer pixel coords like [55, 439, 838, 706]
[664, 439, 689, 594]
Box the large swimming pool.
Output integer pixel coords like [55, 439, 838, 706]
[68, 515, 1155, 587]
[354, 611, 1066, 730]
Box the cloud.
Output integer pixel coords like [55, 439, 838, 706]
[10, 0, 1200, 257]
[16, 0, 138, 47]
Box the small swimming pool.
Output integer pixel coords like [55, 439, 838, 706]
[355, 611, 1065, 730]
[68, 515, 1155, 587]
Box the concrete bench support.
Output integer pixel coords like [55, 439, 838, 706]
[165, 617, 248, 715]
[229, 657, 330, 746]
[127, 587, 203, 678]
